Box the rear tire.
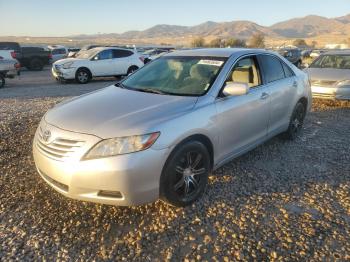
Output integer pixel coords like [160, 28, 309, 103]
[160, 141, 210, 207]
[28, 58, 43, 71]
[75, 68, 91, 84]
[0, 74, 5, 88]
[283, 101, 306, 140]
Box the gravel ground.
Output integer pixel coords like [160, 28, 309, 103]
[0, 72, 350, 261]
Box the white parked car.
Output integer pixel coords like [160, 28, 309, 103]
[48, 45, 68, 62]
[52, 47, 144, 84]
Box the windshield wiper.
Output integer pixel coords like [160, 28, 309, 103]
[138, 88, 169, 95]
[115, 82, 125, 88]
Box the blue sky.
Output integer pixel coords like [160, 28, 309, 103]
[0, 0, 349, 36]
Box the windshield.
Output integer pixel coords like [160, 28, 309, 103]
[75, 49, 99, 59]
[121, 56, 226, 96]
[310, 55, 350, 69]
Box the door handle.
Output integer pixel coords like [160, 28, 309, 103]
[260, 92, 269, 100]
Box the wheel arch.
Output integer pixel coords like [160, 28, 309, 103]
[298, 96, 308, 110]
[166, 134, 214, 171]
[76, 66, 92, 78]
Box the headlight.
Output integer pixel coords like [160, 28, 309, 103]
[83, 132, 160, 160]
[336, 80, 350, 88]
[62, 61, 74, 69]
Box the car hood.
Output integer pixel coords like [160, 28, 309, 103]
[53, 58, 87, 65]
[45, 85, 198, 138]
[305, 68, 350, 82]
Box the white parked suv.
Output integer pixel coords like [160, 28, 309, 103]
[52, 47, 144, 84]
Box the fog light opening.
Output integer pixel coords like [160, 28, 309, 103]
[97, 190, 123, 199]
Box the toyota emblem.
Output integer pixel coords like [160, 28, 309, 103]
[42, 130, 51, 142]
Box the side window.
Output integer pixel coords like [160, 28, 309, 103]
[282, 62, 294, 78]
[58, 48, 66, 54]
[112, 49, 133, 58]
[225, 56, 261, 88]
[97, 50, 113, 60]
[259, 55, 285, 83]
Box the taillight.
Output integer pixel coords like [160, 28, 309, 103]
[48, 53, 52, 59]
[15, 63, 21, 69]
[11, 51, 16, 59]
[139, 56, 144, 63]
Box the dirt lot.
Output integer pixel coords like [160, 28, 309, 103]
[0, 69, 349, 261]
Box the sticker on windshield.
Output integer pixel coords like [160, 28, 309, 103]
[198, 60, 224, 67]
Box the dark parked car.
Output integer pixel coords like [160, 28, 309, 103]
[278, 49, 302, 68]
[0, 42, 51, 71]
[21, 46, 52, 70]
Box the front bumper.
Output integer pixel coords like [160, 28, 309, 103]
[52, 66, 76, 80]
[33, 122, 170, 206]
[311, 86, 350, 100]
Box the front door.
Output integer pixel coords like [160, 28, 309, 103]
[215, 56, 270, 162]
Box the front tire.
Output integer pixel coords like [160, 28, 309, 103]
[160, 141, 211, 207]
[284, 101, 306, 140]
[75, 68, 91, 84]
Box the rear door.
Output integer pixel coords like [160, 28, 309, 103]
[215, 55, 270, 161]
[111, 49, 134, 75]
[257, 54, 297, 135]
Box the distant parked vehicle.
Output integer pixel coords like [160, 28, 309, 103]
[21, 46, 52, 70]
[67, 48, 81, 58]
[72, 45, 102, 58]
[278, 48, 302, 68]
[0, 57, 20, 88]
[52, 47, 144, 84]
[301, 49, 312, 58]
[0, 42, 51, 71]
[310, 50, 327, 58]
[143, 49, 169, 63]
[48, 45, 68, 62]
[0, 42, 22, 60]
[305, 50, 350, 100]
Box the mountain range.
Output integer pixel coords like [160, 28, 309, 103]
[71, 14, 350, 41]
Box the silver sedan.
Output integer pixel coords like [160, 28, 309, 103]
[305, 50, 350, 100]
[33, 48, 311, 207]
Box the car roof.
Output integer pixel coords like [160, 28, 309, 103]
[92, 46, 135, 52]
[323, 50, 350, 55]
[48, 45, 66, 49]
[164, 48, 267, 58]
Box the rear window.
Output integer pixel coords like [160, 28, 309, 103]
[112, 49, 134, 58]
[0, 42, 21, 52]
[51, 48, 66, 55]
[22, 47, 44, 53]
[310, 55, 350, 69]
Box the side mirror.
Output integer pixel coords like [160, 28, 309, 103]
[92, 56, 99, 61]
[222, 82, 249, 97]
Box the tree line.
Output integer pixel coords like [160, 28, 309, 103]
[191, 33, 265, 48]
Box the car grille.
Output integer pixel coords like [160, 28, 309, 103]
[311, 80, 337, 87]
[36, 126, 85, 161]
